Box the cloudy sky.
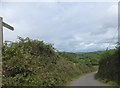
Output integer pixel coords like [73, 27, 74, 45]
[0, 2, 118, 52]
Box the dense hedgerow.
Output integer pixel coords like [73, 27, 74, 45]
[97, 45, 120, 86]
[2, 37, 96, 86]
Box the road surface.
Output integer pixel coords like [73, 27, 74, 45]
[67, 72, 109, 86]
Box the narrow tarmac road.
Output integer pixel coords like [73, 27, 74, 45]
[67, 72, 109, 86]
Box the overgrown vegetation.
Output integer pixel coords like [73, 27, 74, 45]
[96, 45, 120, 86]
[2, 37, 99, 86]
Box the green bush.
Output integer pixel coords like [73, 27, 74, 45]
[97, 45, 120, 86]
[2, 37, 96, 86]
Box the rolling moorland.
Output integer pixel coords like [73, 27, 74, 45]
[2, 37, 120, 86]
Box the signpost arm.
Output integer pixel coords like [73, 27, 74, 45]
[2, 22, 14, 31]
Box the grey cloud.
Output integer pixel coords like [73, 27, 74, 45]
[1, 2, 118, 52]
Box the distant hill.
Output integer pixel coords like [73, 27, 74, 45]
[78, 51, 103, 65]
[77, 51, 102, 59]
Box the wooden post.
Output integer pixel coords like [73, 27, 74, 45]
[118, 2, 120, 44]
[0, 17, 14, 62]
[0, 17, 14, 86]
[0, 17, 3, 87]
[0, 17, 3, 62]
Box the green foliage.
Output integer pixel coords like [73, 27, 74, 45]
[97, 45, 120, 86]
[2, 37, 97, 86]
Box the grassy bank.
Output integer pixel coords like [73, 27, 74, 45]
[97, 78, 118, 86]
[2, 37, 98, 86]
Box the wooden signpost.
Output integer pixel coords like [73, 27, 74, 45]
[0, 17, 14, 87]
[118, 3, 120, 85]
[0, 17, 14, 62]
[118, 2, 120, 44]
